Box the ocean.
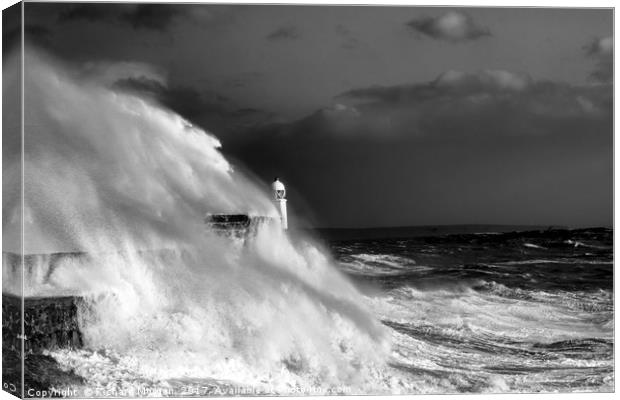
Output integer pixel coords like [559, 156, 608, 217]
[4, 227, 613, 396]
[329, 227, 614, 393]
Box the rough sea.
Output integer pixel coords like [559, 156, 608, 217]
[330, 227, 614, 393]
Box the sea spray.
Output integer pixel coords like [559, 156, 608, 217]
[3, 48, 392, 392]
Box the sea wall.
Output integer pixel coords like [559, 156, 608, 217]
[2, 294, 83, 354]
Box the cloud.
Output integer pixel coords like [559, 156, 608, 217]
[223, 71, 264, 89]
[585, 36, 613, 57]
[3, 4, 53, 56]
[434, 69, 531, 91]
[58, 4, 114, 23]
[340, 70, 532, 105]
[123, 5, 185, 31]
[327, 69, 611, 137]
[585, 36, 613, 83]
[220, 70, 611, 228]
[266, 25, 301, 41]
[3, 25, 53, 57]
[406, 11, 491, 42]
[114, 76, 231, 119]
[335, 24, 360, 50]
[80, 61, 167, 87]
[113, 76, 275, 135]
[25, 25, 53, 40]
[58, 4, 226, 31]
[226, 68, 609, 142]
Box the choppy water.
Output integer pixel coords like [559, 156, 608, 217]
[11, 227, 611, 396]
[331, 227, 614, 393]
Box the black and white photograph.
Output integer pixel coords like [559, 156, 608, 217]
[1, 1, 615, 397]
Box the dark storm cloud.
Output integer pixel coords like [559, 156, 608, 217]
[222, 69, 611, 227]
[114, 76, 230, 119]
[340, 70, 531, 103]
[1, 5, 51, 57]
[58, 4, 221, 31]
[113, 76, 274, 135]
[406, 11, 491, 42]
[584, 36, 613, 83]
[585, 36, 613, 56]
[266, 25, 301, 41]
[59, 4, 180, 31]
[330, 70, 611, 138]
[240, 69, 612, 141]
[335, 24, 360, 50]
[58, 4, 115, 23]
[25, 25, 53, 41]
[123, 4, 184, 31]
[2, 3, 21, 58]
[223, 71, 265, 89]
[3, 24, 53, 57]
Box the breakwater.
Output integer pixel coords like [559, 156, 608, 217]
[3, 294, 83, 354]
[2, 293, 86, 397]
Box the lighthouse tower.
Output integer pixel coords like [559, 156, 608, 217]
[272, 177, 288, 230]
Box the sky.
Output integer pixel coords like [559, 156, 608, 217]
[5, 3, 614, 228]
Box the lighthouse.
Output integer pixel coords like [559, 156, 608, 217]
[272, 177, 288, 230]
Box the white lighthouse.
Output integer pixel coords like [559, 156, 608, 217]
[271, 177, 288, 230]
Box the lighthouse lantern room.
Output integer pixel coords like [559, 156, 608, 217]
[272, 177, 288, 230]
